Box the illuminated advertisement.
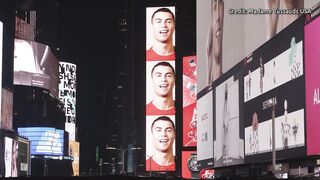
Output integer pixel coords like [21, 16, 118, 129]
[214, 76, 244, 167]
[69, 141, 80, 176]
[59, 62, 77, 140]
[17, 127, 65, 156]
[182, 151, 199, 179]
[197, 88, 214, 168]
[244, 16, 305, 163]
[17, 137, 30, 176]
[4, 137, 18, 177]
[13, 39, 59, 98]
[145, 6, 176, 172]
[1, 88, 13, 130]
[305, 16, 320, 155]
[196, 0, 317, 167]
[183, 56, 197, 147]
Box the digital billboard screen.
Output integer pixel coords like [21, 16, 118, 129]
[305, 15, 320, 156]
[182, 151, 199, 179]
[214, 74, 244, 167]
[145, 6, 176, 172]
[183, 56, 197, 147]
[196, 0, 316, 168]
[197, 87, 214, 168]
[1, 88, 13, 130]
[59, 62, 77, 141]
[14, 39, 59, 98]
[243, 16, 306, 164]
[17, 127, 65, 156]
[4, 137, 18, 177]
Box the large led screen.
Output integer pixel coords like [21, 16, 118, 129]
[197, 88, 214, 168]
[17, 137, 30, 176]
[183, 56, 197, 147]
[14, 39, 59, 98]
[196, 0, 314, 93]
[4, 137, 18, 177]
[1, 88, 13, 130]
[17, 127, 65, 156]
[59, 62, 77, 141]
[214, 76, 244, 167]
[145, 6, 176, 172]
[244, 16, 305, 163]
[196, 0, 317, 168]
[305, 15, 320, 156]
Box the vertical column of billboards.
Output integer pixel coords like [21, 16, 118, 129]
[1, 21, 30, 177]
[182, 56, 198, 179]
[58, 62, 79, 176]
[145, 6, 176, 172]
[196, 1, 320, 169]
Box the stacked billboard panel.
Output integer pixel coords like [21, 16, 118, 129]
[145, 6, 176, 172]
[197, 0, 318, 169]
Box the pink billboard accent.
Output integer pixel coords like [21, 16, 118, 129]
[305, 17, 320, 155]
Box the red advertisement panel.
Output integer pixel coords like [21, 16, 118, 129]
[182, 151, 199, 179]
[183, 56, 197, 147]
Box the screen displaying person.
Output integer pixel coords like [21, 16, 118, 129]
[265, 0, 304, 40]
[11, 140, 18, 177]
[146, 7, 175, 61]
[146, 62, 175, 115]
[146, 116, 176, 171]
[206, 0, 224, 85]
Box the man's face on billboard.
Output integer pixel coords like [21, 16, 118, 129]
[152, 11, 175, 44]
[152, 65, 175, 98]
[212, 0, 224, 59]
[152, 119, 175, 153]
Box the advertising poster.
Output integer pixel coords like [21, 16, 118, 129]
[183, 56, 197, 147]
[145, 6, 176, 172]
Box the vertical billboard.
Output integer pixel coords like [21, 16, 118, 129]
[59, 62, 76, 141]
[183, 56, 197, 147]
[69, 141, 80, 176]
[146, 6, 176, 172]
[305, 15, 320, 156]
[13, 39, 59, 98]
[214, 73, 244, 167]
[4, 137, 18, 177]
[1, 88, 13, 130]
[17, 137, 30, 176]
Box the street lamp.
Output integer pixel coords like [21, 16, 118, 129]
[103, 157, 123, 175]
[105, 145, 142, 175]
[106, 146, 125, 173]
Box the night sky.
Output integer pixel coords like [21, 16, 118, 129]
[57, 1, 128, 172]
